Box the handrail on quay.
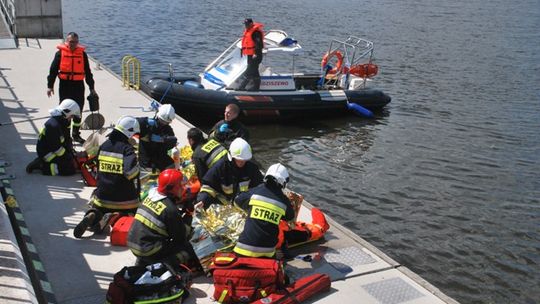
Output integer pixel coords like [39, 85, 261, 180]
[122, 55, 141, 90]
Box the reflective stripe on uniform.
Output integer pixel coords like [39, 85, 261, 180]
[125, 164, 140, 180]
[239, 180, 250, 192]
[200, 185, 230, 205]
[92, 197, 139, 210]
[44, 146, 66, 162]
[128, 240, 162, 257]
[134, 211, 168, 236]
[200, 185, 217, 197]
[234, 242, 275, 258]
[249, 194, 288, 212]
[207, 148, 227, 168]
[221, 183, 233, 195]
[202, 139, 227, 168]
[50, 163, 59, 176]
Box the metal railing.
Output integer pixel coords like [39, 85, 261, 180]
[321, 36, 375, 89]
[121, 55, 141, 90]
[0, 0, 15, 35]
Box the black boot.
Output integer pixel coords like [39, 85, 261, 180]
[74, 211, 96, 238]
[26, 157, 43, 174]
[72, 132, 86, 144]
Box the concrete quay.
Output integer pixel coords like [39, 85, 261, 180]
[0, 39, 459, 304]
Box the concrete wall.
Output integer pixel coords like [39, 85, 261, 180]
[15, 0, 62, 38]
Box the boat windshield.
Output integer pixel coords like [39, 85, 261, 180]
[215, 47, 244, 75]
[200, 30, 304, 90]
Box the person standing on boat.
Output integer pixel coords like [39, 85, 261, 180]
[196, 138, 263, 209]
[47, 32, 98, 145]
[128, 169, 200, 270]
[238, 18, 264, 91]
[74, 116, 141, 238]
[209, 103, 250, 147]
[187, 128, 228, 181]
[137, 104, 178, 171]
[25, 99, 80, 176]
[233, 163, 295, 258]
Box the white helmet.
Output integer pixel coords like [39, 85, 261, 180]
[264, 163, 289, 188]
[114, 116, 140, 138]
[228, 137, 252, 161]
[157, 104, 175, 124]
[58, 99, 81, 119]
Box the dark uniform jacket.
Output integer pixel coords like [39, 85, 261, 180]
[209, 119, 250, 148]
[191, 138, 228, 181]
[197, 158, 263, 208]
[137, 117, 176, 171]
[128, 191, 190, 257]
[94, 130, 139, 210]
[234, 182, 295, 257]
[37, 115, 75, 175]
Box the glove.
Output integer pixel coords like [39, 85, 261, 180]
[150, 134, 163, 142]
[147, 118, 157, 127]
[219, 123, 229, 133]
[163, 136, 177, 146]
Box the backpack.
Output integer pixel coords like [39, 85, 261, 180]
[106, 263, 191, 304]
[209, 252, 286, 304]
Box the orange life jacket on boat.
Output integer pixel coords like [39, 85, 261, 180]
[241, 23, 264, 56]
[57, 43, 86, 81]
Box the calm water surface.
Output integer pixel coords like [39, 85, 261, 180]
[63, 0, 540, 303]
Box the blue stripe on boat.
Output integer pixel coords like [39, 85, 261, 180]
[203, 72, 225, 86]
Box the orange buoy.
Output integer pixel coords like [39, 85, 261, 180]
[321, 51, 344, 75]
[349, 63, 378, 78]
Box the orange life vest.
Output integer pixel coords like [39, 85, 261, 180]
[57, 43, 86, 81]
[241, 23, 264, 56]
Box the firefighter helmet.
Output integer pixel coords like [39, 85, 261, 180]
[114, 116, 140, 138]
[228, 138, 252, 161]
[264, 163, 289, 188]
[158, 169, 184, 197]
[157, 104, 175, 124]
[58, 99, 81, 119]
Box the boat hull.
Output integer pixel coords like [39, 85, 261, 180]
[141, 77, 391, 123]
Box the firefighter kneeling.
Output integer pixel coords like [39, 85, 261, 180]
[128, 169, 200, 272]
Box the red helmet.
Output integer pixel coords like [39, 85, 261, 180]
[157, 169, 184, 197]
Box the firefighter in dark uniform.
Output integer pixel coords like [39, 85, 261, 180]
[127, 169, 199, 270]
[137, 104, 178, 171]
[196, 138, 263, 209]
[26, 99, 80, 176]
[233, 163, 295, 258]
[47, 32, 98, 144]
[187, 128, 228, 181]
[74, 116, 141, 238]
[209, 103, 250, 148]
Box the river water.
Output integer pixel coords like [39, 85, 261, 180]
[62, 0, 540, 303]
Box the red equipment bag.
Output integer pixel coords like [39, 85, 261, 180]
[111, 216, 134, 246]
[76, 153, 98, 187]
[250, 273, 331, 304]
[209, 252, 286, 303]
